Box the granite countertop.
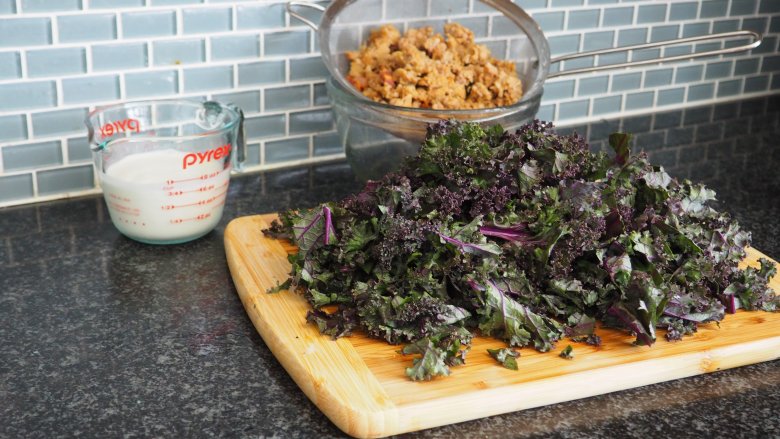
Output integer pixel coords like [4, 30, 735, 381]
[2, 96, 779, 438]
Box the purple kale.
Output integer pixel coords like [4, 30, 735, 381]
[479, 223, 541, 245]
[263, 119, 776, 380]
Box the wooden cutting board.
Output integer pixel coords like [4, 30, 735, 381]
[225, 214, 780, 438]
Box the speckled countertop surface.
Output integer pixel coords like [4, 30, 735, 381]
[2, 97, 779, 438]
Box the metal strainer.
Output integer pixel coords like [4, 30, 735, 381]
[288, 0, 761, 116]
[286, 0, 761, 180]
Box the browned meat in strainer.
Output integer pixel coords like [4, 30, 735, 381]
[345, 23, 523, 110]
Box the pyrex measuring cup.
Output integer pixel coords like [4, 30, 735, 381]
[86, 99, 246, 245]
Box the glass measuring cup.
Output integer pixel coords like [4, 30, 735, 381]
[86, 99, 246, 245]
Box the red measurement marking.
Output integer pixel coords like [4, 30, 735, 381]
[165, 184, 217, 196]
[165, 171, 223, 186]
[109, 202, 140, 216]
[162, 190, 228, 210]
[170, 213, 212, 224]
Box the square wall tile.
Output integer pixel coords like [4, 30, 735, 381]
[0, 174, 34, 203]
[688, 83, 714, 101]
[535, 12, 564, 32]
[0, 18, 52, 47]
[611, 72, 642, 91]
[153, 39, 204, 65]
[122, 10, 176, 38]
[125, 70, 178, 98]
[32, 108, 87, 136]
[211, 35, 260, 60]
[236, 3, 286, 29]
[729, 0, 757, 15]
[718, 79, 742, 97]
[650, 25, 679, 43]
[537, 104, 555, 122]
[583, 31, 614, 51]
[701, 0, 729, 18]
[603, 7, 633, 27]
[676, 65, 703, 83]
[62, 75, 119, 104]
[386, 0, 427, 19]
[430, 0, 469, 15]
[184, 66, 233, 92]
[705, 61, 732, 79]
[568, 10, 600, 30]
[290, 57, 328, 81]
[92, 43, 148, 71]
[760, 0, 780, 13]
[683, 23, 710, 38]
[289, 109, 333, 134]
[0, 0, 16, 13]
[644, 68, 673, 87]
[669, 2, 698, 21]
[265, 137, 309, 164]
[212, 90, 260, 114]
[658, 88, 685, 106]
[2, 141, 62, 171]
[0, 81, 56, 111]
[91, 0, 144, 7]
[238, 60, 285, 86]
[313, 84, 328, 106]
[744, 75, 769, 92]
[591, 95, 621, 115]
[265, 30, 310, 56]
[0, 115, 27, 142]
[183, 7, 231, 33]
[578, 76, 608, 96]
[636, 4, 666, 24]
[22, 0, 81, 11]
[265, 85, 311, 111]
[37, 165, 94, 195]
[625, 91, 654, 110]
[618, 28, 647, 46]
[58, 13, 116, 43]
[27, 47, 86, 77]
[543, 80, 575, 100]
[313, 132, 342, 157]
[245, 114, 286, 139]
[735, 58, 760, 75]
[66, 137, 91, 162]
[558, 99, 589, 120]
[0, 51, 21, 80]
[548, 35, 580, 56]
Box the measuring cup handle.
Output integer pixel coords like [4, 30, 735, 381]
[549, 30, 762, 78]
[230, 104, 246, 172]
[286, 1, 325, 31]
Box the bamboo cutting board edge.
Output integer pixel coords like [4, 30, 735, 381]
[225, 216, 400, 437]
[225, 214, 780, 438]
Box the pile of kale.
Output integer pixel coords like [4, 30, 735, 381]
[264, 120, 777, 380]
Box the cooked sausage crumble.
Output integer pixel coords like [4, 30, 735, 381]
[345, 23, 524, 110]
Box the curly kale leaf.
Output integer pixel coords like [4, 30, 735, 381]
[474, 279, 564, 352]
[487, 348, 520, 370]
[724, 258, 779, 312]
[263, 119, 777, 380]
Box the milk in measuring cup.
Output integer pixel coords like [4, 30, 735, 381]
[100, 148, 230, 244]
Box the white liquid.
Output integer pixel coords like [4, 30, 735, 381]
[100, 149, 230, 244]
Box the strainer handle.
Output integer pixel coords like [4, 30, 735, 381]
[548, 30, 762, 78]
[286, 1, 325, 31]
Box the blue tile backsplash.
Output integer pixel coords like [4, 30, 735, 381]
[0, 0, 778, 206]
